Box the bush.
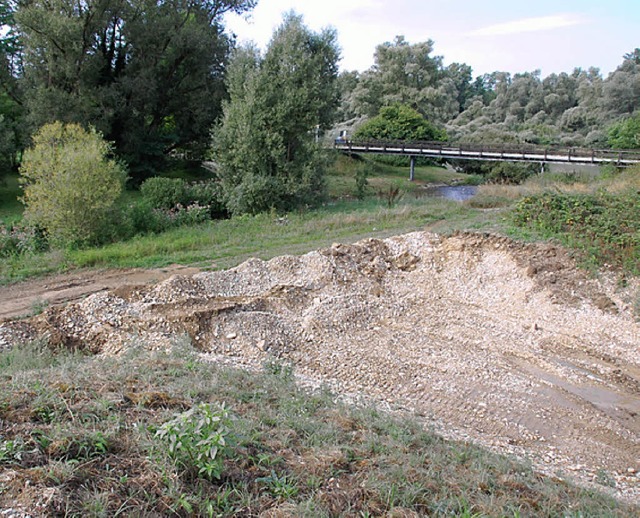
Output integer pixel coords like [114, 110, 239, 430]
[512, 191, 640, 273]
[486, 162, 538, 184]
[19, 122, 127, 247]
[141, 177, 226, 218]
[185, 181, 226, 218]
[0, 222, 48, 257]
[140, 177, 188, 210]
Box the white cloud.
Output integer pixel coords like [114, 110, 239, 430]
[469, 14, 586, 37]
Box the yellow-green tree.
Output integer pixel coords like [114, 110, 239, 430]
[20, 122, 126, 246]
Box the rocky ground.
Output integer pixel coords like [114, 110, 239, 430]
[1, 231, 639, 503]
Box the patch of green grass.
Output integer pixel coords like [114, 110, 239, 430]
[0, 172, 23, 224]
[0, 341, 634, 516]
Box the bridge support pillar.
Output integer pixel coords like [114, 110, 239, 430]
[409, 156, 416, 181]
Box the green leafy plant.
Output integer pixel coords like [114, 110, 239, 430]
[156, 402, 234, 481]
[19, 122, 127, 247]
[140, 177, 188, 210]
[0, 436, 27, 464]
[256, 469, 299, 500]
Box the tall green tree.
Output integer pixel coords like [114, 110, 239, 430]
[0, 0, 23, 174]
[214, 13, 340, 214]
[15, 0, 255, 180]
[351, 36, 465, 123]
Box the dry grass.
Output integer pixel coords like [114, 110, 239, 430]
[0, 339, 636, 517]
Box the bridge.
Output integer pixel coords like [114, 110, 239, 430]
[333, 139, 640, 180]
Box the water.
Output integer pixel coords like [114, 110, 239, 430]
[425, 185, 478, 202]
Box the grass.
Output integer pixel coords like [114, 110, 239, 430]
[0, 195, 500, 284]
[0, 338, 635, 517]
[0, 172, 23, 224]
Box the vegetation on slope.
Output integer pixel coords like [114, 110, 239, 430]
[0, 339, 635, 516]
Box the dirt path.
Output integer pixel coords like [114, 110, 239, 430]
[1, 232, 638, 502]
[0, 265, 200, 322]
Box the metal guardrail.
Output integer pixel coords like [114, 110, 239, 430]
[333, 139, 640, 166]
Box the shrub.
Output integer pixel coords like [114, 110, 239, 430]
[185, 181, 226, 218]
[512, 191, 640, 273]
[486, 162, 538, 185]
[140, 177, 188, 210]
[156, 402, 234, 481]
[19, 122, 127, 247]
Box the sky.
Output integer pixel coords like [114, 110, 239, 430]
[224, 0, 640, 78]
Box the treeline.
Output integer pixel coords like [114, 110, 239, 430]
[0, 0, 257, 180]
[338, 36, 640, 149]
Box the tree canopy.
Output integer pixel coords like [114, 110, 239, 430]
[608, 112, 640, 149]
[13, 0, 255, 180]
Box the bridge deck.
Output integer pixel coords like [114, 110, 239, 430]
[334, 140, 640, 166]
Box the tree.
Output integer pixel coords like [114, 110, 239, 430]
[19, 122, 127, 246]
[354, 104, 446, 142]
[214, 13, 340, 214]
[608, 112, 640, 149]
[0, 0, 24, 175]
[351, 36, 463, 123]
[15, 0, 256, 180]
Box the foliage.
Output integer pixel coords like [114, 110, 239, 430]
[214, 13, 340, 214]
[0, 221, 46, 257]
[19, 122, 127, 247]
[156, 402, 234, 481]
[14, 0, 256, 180]
[608, 111, 640, 149]
[485, 161, 538, 185]
[512, 191, 640, 273]
[354, 103, 446, 142]
[355, 163, 369, 200]
[140, 177, 189, 210]
[350, 36, 466, 123]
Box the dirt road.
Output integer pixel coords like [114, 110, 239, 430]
[0, 265, 200, 322]
[1, 232, 638, 502]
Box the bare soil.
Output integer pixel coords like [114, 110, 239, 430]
[1, 231, 638, 502]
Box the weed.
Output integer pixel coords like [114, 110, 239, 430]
[0, 339, 59, 374]
[0, 436, 27, 464]
[263, 357, 295, 382]
[377, 184, 404, 208]
[257, 469, 300, 500]
[156, 401, 234, 481]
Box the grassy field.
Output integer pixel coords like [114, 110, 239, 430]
[0, 340, 635, 517]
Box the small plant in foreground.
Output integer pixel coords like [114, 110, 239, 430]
[156, 402, 234, 481]
[256, 469, 299, 500]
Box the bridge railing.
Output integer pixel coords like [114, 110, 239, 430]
[333, 139, 640, 164]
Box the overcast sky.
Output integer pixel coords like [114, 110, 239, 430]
[225, 0, 640, 78]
